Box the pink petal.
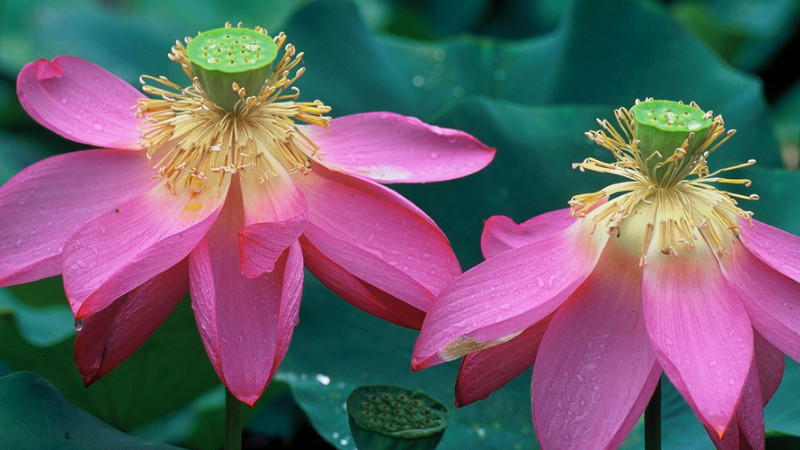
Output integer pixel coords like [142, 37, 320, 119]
[190, 180, 304, 406]
[74, 259, 188, 385]
[721, 239, 800, 362]
[739, 218, 800, 283]
[305, 112, 495, 183]
[481, 209, 575, 259]
[455, 316, 550, 407]
[413, 219, 608, 370]
[533, 244, 660, 449]
[734, 350, 766, 449]
[239, 171, 308, 277]
[295, 165, 459, 313]
[753, 331, 784, 405]
[709, 425, 746, 450]
[17, 56, 144, 150]
[267, 245, 304, 383]
[0, 150, 157, 286]
[63, 179, 228, 318]
[301, 235, 425, 328]
[707, 352, 765, 450]
[642, 246, 754, 437]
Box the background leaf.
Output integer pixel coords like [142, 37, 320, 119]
[0, 371, 176, 449]
[0, 0, 798, 448]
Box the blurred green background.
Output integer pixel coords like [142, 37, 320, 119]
[1, 0, 799, 448]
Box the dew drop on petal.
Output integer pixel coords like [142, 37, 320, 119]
[74, 319, 84, 331]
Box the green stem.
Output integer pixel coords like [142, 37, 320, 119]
[645, 378, 662, 450]
[225, 388, 242, 450]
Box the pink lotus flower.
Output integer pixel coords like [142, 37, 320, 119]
[0, 24, 494, 405]
[413, 100, 800, 449]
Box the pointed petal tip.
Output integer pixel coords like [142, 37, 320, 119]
[714, 422, 728, 440]
[79, 366, 102, 387]
[228, 386, 262, 407]
[34, 58, 63, 80]
[17, 55, 145, 150]
[410, 352, 439, 371]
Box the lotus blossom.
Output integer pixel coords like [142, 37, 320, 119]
[413, 99, 800, 448]
[0, 24, 494, 405]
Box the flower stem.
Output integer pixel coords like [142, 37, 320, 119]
[645, 378, 662, 450]
[225, 388, 242, 450]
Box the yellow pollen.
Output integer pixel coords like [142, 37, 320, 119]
[135, 24, 331, 194]
[569, 99, 757, 266]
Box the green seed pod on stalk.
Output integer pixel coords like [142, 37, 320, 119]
[347, 385, 449, 450]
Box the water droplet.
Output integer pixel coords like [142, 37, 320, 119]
[429, 152, 439, 159]
[74, 319, 84, 331]
[493, 69, 506, 81]
[412, 75, 425, 88]
[315, 373, 330, 386]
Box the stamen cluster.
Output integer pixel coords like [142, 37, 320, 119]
[136, 23, 331, 193]
[569, 99, 758, 265]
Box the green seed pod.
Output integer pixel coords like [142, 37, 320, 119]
[631, 99, 713, 184]
[347, 385, 449, 450]
[186, 27, 278, 111]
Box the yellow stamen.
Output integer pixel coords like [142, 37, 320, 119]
[569, 99, 756, 265]
[136, 25, 331, 194]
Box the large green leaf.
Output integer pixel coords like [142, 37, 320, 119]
[0, 288, 226, 444]
[669, 0, 799, 72]
[739, 167, 800, 236]
[0, 371, 176, 449]
[285, 0, 781, 164]
[0, 0, 797, 448]
[278, 275, 537, 449]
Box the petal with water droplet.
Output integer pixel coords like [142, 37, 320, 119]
[303, 112, 495, 183]
[296, 165, 459, 317]
[190, 181, 303, 405]
[0, 150, 156, 287]
[17, 56, 144, 150]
